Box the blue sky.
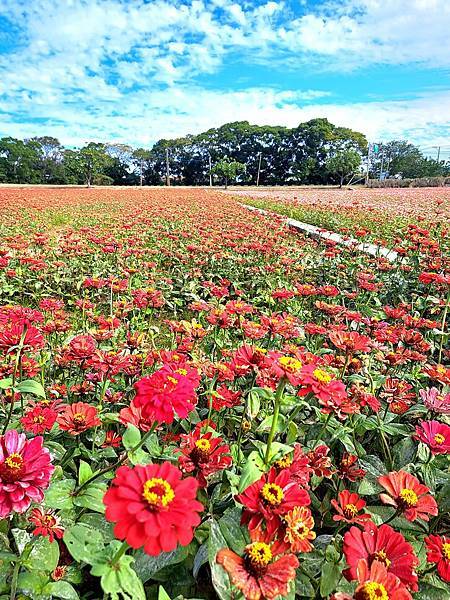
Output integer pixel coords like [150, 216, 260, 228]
[0, 0, 449, 157]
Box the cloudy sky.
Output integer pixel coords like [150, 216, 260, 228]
[0, 0, 449, 156]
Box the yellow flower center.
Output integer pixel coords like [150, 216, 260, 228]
[142, 477, 175, 509]
[261, 482, 284, 506]
[73, 413, 86, 424]
[436, 365, 446, 374]
[166, 376, 178, 386]
[255, 347, 267, 354]
[399, 488, 418, 507]
[246, 542, 272, 568]
[176, 368, 187, 376]
[313, 368, 333, 384]
[373, 549, 391, 568]
[5, 453, 23, 471]
[442, 543, 450, 561]
[33, 415, 45, 424]
[195, 438, 211, 453]
[434, 433, 445, 444]
[355, 581, 388, 600]
[278, 356, 302, 374]
[344, 503, 359, 518]
[274, 455, 292, 469]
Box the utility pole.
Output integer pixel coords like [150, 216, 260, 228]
[256, 152, 262, 187]
[208, 153, 212, 187]
[379, 152, 384, 181]
[365, 144, 372, 186]
[165, 148, 170, 186]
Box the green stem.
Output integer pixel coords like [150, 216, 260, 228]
[75, 423, 157, 494]
[264, 377, 287, 465]
[9, 562, 20, 600]
[438, 291, 450, 364]
[110, 540, 129, 566]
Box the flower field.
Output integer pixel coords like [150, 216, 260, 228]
[0, 186, 449, 600]
[233, 187, 450, 246]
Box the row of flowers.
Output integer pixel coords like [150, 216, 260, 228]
[0, 187, 448, 600]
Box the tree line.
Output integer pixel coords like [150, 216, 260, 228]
[0, 119, 447, 187]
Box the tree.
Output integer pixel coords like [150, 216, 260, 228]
[0, 137, 42, 183]
[31, 136, 66, 183]
[132, 148, 153, 186]
[212, 158, 246, 189]
[372, 141, 447, 179]
[63, 143, 113, 187]
[325, 149, 361, 188]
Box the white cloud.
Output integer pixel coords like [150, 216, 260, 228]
[0, 0, 449, 148]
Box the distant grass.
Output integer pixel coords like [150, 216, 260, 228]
[241, 197, 415, 246]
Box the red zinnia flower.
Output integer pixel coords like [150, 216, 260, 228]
[236, 468, 310, 531]
[119, 399, 155, 432]
[329, 331, 371, 354]
[331, 490, 371, 525]
[217, 527, 298, 600]
[134, 364, 199, 424]
[333, 559, 412, 600]
[343, 523, 419, 590]
[414, 420, 450, 454]
[306, 445, 334, 477]
[104, 462, 203, 556]
[425, 534, 450, 582]
[177, 429, 232, 487]
[211, 385, 242, 410]
[378, 470, 438, 522]
[65, 334, 97, 361]
[337, 453, 366, 482]
[20, 405, 57, 434]
[56, 402, 101, 435]
[29, 507, 64, 543]
[273, 444, 312, 488]
[0, 429, 54, 518]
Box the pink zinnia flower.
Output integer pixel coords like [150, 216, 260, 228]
[414, 420, 450, 454]
[419, 388, 450, 414]
[0, 430, 54, 518]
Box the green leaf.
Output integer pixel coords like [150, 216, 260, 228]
[17, 571, 48, 597]
[94, 545, 145, 600]
[193, 543, 208, 579]
[43, 581, 80, 600]
[392, 437, 417, 469]
[238, 450, 265, 492]
[247, 389, 260, 419]
[11, 528, 32, 553]
[218, 507, 248, 554]
[16, 379, 46, 398]
[158, 586, 171, 600]
[63, 523, 105, 565]
[25, 535, 60, 572]
[44, 478, 76, 510]
[133, 545, 189, 584]
[78, 460, 93, 486]
[320, 562, 341, 597]
[73, 482, 107, 513]
[208, 519, 232, 600]
[122, 424, 141, 450]
[0, 378, 13, 390]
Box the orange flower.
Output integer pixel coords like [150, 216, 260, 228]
[378, 470, 438, 522]
[57, 402, 101, 435]
[281, 506, 316, 553]
[217, 527, 298, 600]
